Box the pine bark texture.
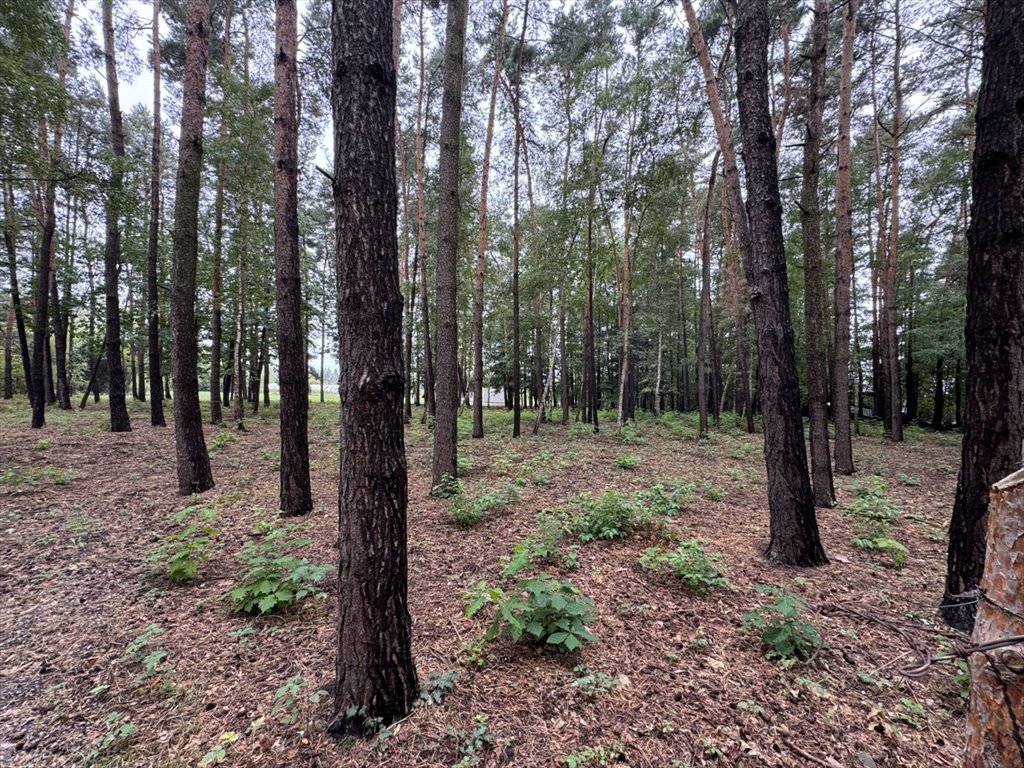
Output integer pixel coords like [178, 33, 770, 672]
[170, 0, 215, 495]
[273, 0, 312, 515]
[329, 0, 418, 733]
[964, 468, 1024, 767]
[102, 0, 131, 433]
[735, 0, 826, 567]
[147, 0, 166, 426]
[3, 185, 32, 404]
[832, 0, 858, 475]
[943, 0, 1024, 632]
[431, 0, 468, 487]
[30, 178, 55, 428]
[800, 0, 835, 508]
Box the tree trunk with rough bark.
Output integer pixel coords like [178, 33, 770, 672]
[832, 0, 857, 474]
[943, 0, 1024, 632]
[431, 0, 468, 487]
[102, 0, 131, 433]
[4, 184, 33, 405]
[273, 0, 312, 515]
[964, 468, 1024, 767]
[170, 0, 214, 495]
[735, 0, 826, 567]
[147, 0, 166, 426]
[329, 0, 418, 733]
[800, 0, 834, 508]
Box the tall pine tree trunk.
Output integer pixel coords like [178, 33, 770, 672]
[942, 0, 1024, 631]
[800, 0, 835, 508]
[735, 0, 826, 567]
[274, 0, 312, 515]
[102, 0, 131, 433]
[329, 0, 417, 732]
[170, 0, 214, 495]
[209, 3, 234, 425]
[883, 0, 904, 442]
[3, 184, 32, 405]
[147, 0, 166, 426]
[832, 0, 857, 474]
[431, 0, 468, 486]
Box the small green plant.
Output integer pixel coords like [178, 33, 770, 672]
[571, 664, 621, 695]
[449, 483, 520, 528]
[897, 698, 927, 730]
[460, 636, 488, 668]
[200, 731, 241, 766]
[853, 536, 909, 568]
[572, 491, 636, 542]
[271, 675, 327, 724]
[457, 454, 473, 475]
[617, 421, 644, 445]
[849, 476, 900, 524]
[81, 711, 135, 764]
[463, 575, 596, 652]
[33, 439, 50, 451]
[700, 480, 727, 502]
[432, 474, 464, 499]
[123, 623, 168, 680]
[447, 715, 497, 767]
[638, 540, 729, 594]
[225, 528, 331, 614]
[210, 430, 236, 451]
[420, 669, 459, 704]
[634, 481, 694, 520]
[614, 453, 641, 470]
[560, 744, 625, 767]
[742, 586, 822, 664]
[147, 505, 219, 581]
[895, 472, 920, 486]
[501, 510, 576, 577]
[0, 464, 71, 488]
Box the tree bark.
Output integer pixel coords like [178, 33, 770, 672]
[943, 0, 1024, 631]
[510, 3, 529, 439]
[209, 3, 234, 425]
[431, 0, 468, 487]
[800, 0, 835, 508]
[735, 0, 826, 567]
[102, 0, 131, 433]
[147, 0, 166, 426]
[4, 297, 13, 398]
[3, 184, 32, 405]
[273, 0, 313, 515]
[170, 0, 214, 495]
[329, 0, 417, 733]
[964, 468, 1024, 767]
[832, 0, 857, 474]
[471, 0, 509, 439]
[696, 154, 719, 438]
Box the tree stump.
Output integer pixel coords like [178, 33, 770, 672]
[965, 467, 1024, 767]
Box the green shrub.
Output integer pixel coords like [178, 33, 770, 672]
[147, 505, 219, 581]
[81, 711, 135, 765]
[638, 540, 730, 593]
[449, 483, 521, 527]
[501, 510, 577, 577]
[634, 481, 695, 523]
[571, 664, 621, 695]
[209, 430, 235, 451]
[431, 474, 464, 499]
[225, 528, 331, 614]
[742, 586, 822, 664]
[419, 669, 459, 705]
[571, 491, 636, 542]
[617, 421, 644, 445]
[614, 453, 641, 470]
[850, 477, 899, 524]
[463, 575, 596, 652]
[569, 420, 597, 439]
[700, 480, 727, 502]
[853, 536, 908, 567]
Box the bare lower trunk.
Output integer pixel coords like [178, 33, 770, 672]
[147, 0, 166, 426]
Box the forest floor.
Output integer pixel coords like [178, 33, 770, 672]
[0, 397, 969, 768]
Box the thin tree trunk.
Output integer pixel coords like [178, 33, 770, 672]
[883, 0, 904, 442]
[696, 154, 720, 437]
[169, 0, 214, 495]
[735, 0, 826, 567]
[4, 298, 13, 398]
[102, 0, 131, 433]
[832, 0, 857, 473]
[431, 0, 468, 487]
[3, 184, 32, 405]
[510, 2, 528, 438]
[209, 3, 234, 425]
[328, 0, 417, 732]
[146, 0, 166, 425]
[800, 0, 835, 508]
[274, 0, 312, 514]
